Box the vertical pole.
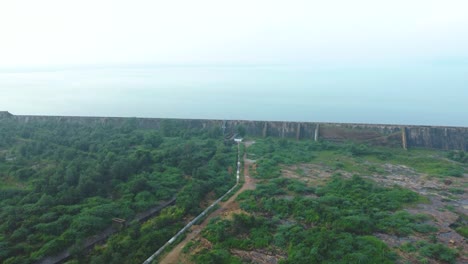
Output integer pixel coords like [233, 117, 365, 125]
[262, 122, 268, 138]
[237, 141, 240, 183]
[281, 122, 285, 138]
[314, 124, 320, 142]
[401, 127, 408, 150]
[222, 121, 226, 136]
[296, 123, 301, 140]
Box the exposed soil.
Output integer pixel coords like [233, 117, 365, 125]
[281, 163, 340, 186]
[161, 150, 467, 264]
[281, 161, 468, 264]
[160, 142, 257, 264]
[231, 249, 286, 264]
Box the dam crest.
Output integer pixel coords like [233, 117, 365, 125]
[1, 111, 467, 151]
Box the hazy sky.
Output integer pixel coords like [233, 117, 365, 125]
[1, 0, 468, 67]
[1, 1, 467, 126]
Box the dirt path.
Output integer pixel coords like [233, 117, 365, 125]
[160, 143, 256, 264]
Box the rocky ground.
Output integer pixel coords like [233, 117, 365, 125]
[282, 161, 468, 264]
[168, 148, 467, 264]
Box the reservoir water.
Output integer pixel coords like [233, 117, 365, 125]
[0, 64, 467, 126]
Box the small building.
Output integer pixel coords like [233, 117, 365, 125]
[112, 218, 127, 229]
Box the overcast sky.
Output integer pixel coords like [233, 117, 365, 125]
[1, 1, 468, 126]
[1, 0, 468, 67]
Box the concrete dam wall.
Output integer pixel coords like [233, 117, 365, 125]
[2, 112, 467, 151]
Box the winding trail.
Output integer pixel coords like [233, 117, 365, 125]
[159, 142, 256, 264]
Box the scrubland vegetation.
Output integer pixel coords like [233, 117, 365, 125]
[1, 118, 466, 264]
[188, 138, 466, 264]
[0, 119, 236, 264]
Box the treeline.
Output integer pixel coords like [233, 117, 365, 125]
[0, 118, 236, 264]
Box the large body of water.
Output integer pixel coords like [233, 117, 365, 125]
[0, 65, 467, 126]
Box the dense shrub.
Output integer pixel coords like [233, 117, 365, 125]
[0, 119, 237, 263]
